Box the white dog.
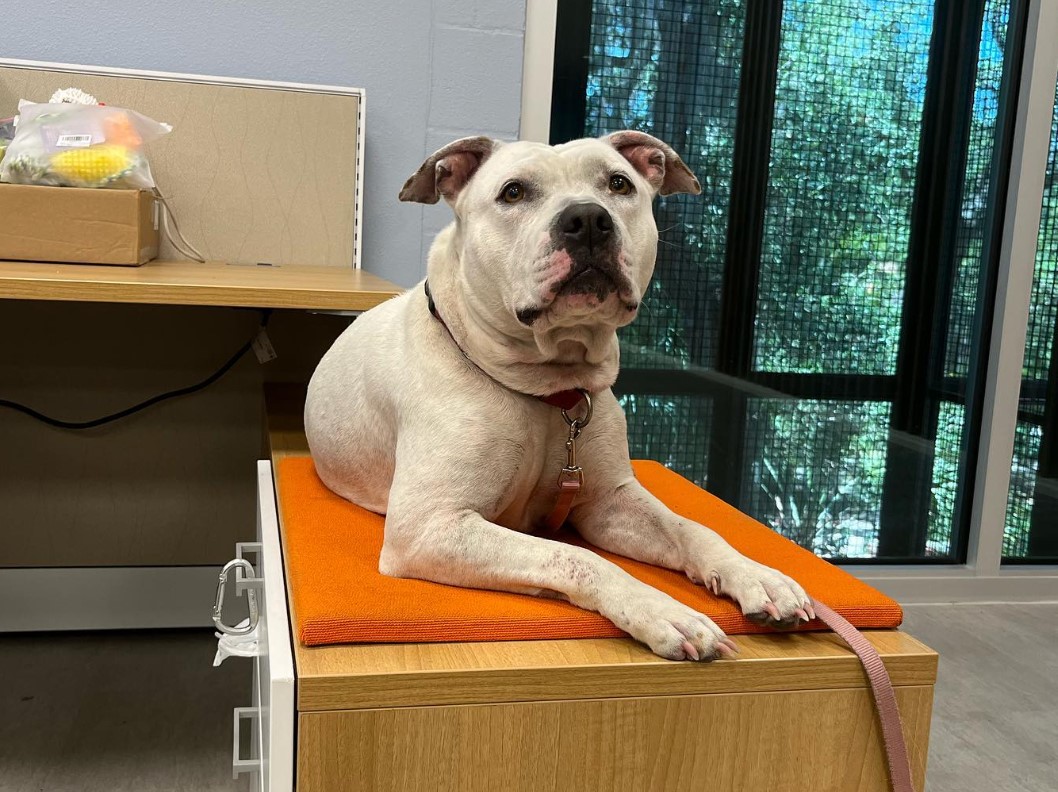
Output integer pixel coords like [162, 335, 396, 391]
[305, 131, 813, 661]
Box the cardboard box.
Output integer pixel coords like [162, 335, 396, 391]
[0, 183, 159, 266]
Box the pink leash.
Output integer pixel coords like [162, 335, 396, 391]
[810, 597, 917, 792]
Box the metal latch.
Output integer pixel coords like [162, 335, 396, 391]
[212, 542, 262, 636]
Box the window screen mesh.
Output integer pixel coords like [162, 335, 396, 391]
[618, 393, 712, 485]
[740, 399, 891, 558]
[1005, 420, 1042, 558]
[943, 0, 1011, 380]
[929, 0, 1011, 560]
[753, 0, 934, 375]
[583, 0, 745, 369]
[929, 401, 965, 558]
[1020, 85, 1058, 390]
[1004, 82, 1058, 557]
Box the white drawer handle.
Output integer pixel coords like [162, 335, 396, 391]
[232, 706, 261, 779]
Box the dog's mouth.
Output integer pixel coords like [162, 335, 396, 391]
[516, 257, 639, 327]
[556, 263, 619, 299]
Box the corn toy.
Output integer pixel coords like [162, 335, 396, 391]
[49, 143, 140, 188]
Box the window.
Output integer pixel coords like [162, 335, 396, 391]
[551, 0, 1026, 562]
[1004, 83, 1058, 561]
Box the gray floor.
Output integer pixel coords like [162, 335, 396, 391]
[0, 630, 248, 792]
[902, 603, 1058, 792]
[0, 605, 1055, 791]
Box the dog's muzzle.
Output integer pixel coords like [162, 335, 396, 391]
[515, 202, 637, 326]
[551, 201, 624, 299]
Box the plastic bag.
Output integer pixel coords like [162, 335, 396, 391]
[0, 116, 15, 164]
[0, 100, 172, 189]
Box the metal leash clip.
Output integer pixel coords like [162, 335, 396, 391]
[558, 424, 586, 490]
[212, 557, 260, 636]
[558, 389, 593, 489]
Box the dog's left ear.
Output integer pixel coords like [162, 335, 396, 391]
[399, 136, 499, 205]
[603, 131, 701, 196]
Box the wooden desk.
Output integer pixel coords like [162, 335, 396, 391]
[0, 265, 400, 631]
[0, 259, 402, 311]
[262, 384, 937, 792]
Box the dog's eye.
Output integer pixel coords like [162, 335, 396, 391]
[608, 174, 633, 195]
[500, 182, 525, 204]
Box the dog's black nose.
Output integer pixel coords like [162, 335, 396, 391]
[558, 202, 613, 251]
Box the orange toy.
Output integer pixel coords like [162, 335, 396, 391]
[103, 112, 143, 147]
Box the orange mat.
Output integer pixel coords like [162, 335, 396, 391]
[277, 456, 902, 647]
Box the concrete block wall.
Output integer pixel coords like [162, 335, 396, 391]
[420, 1, 527, 276]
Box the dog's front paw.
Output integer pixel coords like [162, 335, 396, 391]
[705, 557, 814, 630]
[609, 588, 738, 662]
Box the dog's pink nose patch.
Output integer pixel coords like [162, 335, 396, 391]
[545, 250, 574, 292]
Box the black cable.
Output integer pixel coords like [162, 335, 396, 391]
[0, 310, 272, 430]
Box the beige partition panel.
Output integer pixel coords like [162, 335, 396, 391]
[0, 60, 363, 268]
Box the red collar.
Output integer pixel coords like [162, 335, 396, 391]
[424, 280, 589, 411]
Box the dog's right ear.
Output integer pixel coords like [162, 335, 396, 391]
[602, 130, 701, 196]
[398, 136, 498, 205]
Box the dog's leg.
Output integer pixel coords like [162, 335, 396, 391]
[379, 510, 738, 661]
[573, 480, 814, 628]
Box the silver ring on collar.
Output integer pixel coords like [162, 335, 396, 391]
[561, 389, 593, 431]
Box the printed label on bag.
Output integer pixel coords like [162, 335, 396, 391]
[55, 134, 93, 148]
[251, 328, 277, 364]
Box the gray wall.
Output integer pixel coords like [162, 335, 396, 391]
[1, 0, 527, 287]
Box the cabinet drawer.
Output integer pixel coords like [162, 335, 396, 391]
[296, 685, 934, 792]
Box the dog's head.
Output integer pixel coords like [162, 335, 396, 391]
[400, 132, 700, 335]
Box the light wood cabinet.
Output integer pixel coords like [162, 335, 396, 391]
[239, 394, 937, 792]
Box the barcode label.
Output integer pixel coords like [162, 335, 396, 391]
[55, 134, 92, 148]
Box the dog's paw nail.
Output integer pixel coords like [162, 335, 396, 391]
[715, 642, 737, 658]
[763, 601, 780, 620]
[681, 640, 700, 661]
[718, 637, 740, 655]
[795, 608, 809, 623]
[806, 604, 817, 620]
